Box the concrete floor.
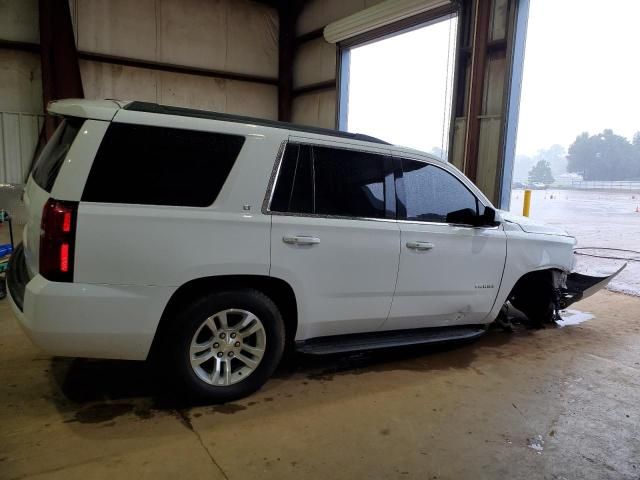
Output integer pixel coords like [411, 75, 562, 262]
[1, 289, 639, 480]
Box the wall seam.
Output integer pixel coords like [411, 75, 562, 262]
[0, 114, 5, 183]
[155, 0, 161, 102]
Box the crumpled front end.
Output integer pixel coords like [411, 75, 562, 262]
[557, 263, 627, 309]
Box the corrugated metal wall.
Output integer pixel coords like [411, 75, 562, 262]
[0, 0, 43, 186]
[0, 111, 44, 184]
[291, 0, 387, 128]
[0, 0, 281, 187]
[69, 0, 279, 118]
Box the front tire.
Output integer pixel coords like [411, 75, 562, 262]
[510, 273, 557, 327]
[511, 295, 554, 327]
[169, 289, 285, 403]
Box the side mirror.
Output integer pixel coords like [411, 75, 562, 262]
[482, 206, 498, 226]
[445, 206, 499, 227]
[446, 208, 478, 225]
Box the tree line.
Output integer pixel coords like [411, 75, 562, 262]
[521, 129, 640, 184]
[567, 130, 640, 181]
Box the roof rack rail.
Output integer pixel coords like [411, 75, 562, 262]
[123, 101, 390, 145]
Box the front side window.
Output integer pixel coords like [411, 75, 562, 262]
[82, 123, 245, 207]
[270, 143, 388, 219]
[399, 159, 478, 223]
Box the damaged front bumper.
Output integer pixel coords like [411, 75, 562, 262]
[558, 263, 627, 309]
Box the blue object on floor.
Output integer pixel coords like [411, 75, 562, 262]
[0, 243, 13, 258]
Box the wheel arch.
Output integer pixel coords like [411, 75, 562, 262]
[506, 267, 567, 324]
[507, 267, 566, 300]
[148, 274, 298, 361]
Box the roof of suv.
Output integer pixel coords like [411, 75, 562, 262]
[47, 98, 390, 146]
[124, 101, 391, 145]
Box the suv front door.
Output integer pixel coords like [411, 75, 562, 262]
[268, 139, 400, 340]
[384, 157, 507, 330]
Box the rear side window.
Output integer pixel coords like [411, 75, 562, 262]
[399, 159, 478, 223]
[270, 144, 314, 214]
[82, 123, 245, 207]
[270, 143, 388, 219]
[32, 118, 84, 192]
[313, 146, 386, 218]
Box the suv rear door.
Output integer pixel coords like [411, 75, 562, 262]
[268, 138, 400, 340]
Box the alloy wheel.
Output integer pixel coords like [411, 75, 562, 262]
[189, 309, 267, 386]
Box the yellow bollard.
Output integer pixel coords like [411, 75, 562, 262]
[522, 189, 532, 217]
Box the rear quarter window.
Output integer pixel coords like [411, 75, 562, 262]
[82, 123, 245, 207]
[32, 118, 84, 192]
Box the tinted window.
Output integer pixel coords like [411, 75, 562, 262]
[313, 146, 386, 218]
[270, 144, 313, 214]
[400, 159, 478, 223]
[82, 123, 244, 207]
[270, 144, 388, 219]
[32, 118, 84, 192]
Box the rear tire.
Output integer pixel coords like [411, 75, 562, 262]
[168, 289, 285, 403]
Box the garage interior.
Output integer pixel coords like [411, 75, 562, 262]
[0, 0, 639, 478]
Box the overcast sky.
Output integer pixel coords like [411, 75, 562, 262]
[516, 0, 640, 156]
[347, 0, 640, 158]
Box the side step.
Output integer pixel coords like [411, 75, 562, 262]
[295, 325, 487, 355]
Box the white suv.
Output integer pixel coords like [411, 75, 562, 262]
[6, 99, 621, 402]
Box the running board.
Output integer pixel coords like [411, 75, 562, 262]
[295, 325, 487, 355]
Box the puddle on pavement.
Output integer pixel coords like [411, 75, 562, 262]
[64, 402, 135, 424]
[210, 403, 247, 414]
[45, 323, 559, 424]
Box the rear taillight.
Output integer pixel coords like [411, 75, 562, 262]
[40, 198, 78, 282]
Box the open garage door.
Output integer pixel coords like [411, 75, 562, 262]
[336, 13, 458, 160]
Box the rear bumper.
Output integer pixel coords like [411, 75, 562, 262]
[7, 246, 176, 360]
[6, 243, 28, 311]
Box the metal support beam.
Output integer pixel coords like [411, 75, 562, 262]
[39, 0, 84, 139]
[78, 51, 279, 85]
[0, 40, 278, 86]
[498, 0, 530, 209]
[462, 0, 492, 183]
[0, 39, 40, 54]
[294, 28, 324, 47]
[292, 79, 337, 97]
[336, 46, 350, 130]
[278, 3, 299, 122]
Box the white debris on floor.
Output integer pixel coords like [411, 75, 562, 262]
[557, 309, 594, 327]
[510, 189, 640, 296]
[527, 435, 545, 453]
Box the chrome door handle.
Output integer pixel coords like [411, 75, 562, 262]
[283, 235, 321, 246]
[406, 241, 434, 251]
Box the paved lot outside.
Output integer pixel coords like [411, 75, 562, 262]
[510, 188, 640, 296]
